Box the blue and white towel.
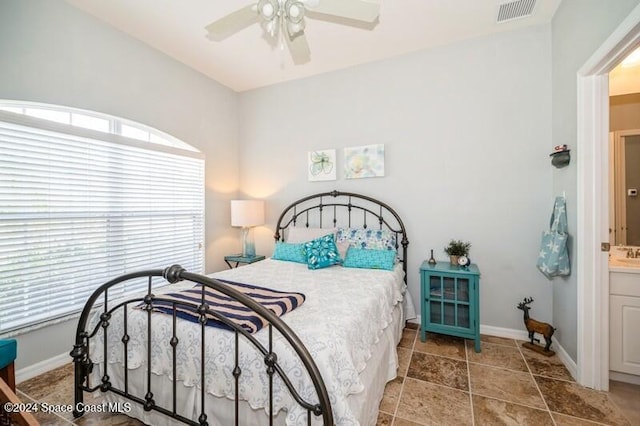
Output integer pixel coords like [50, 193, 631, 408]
[537, 196, 571, 279]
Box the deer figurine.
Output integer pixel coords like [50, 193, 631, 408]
[517, 297, 556, 353]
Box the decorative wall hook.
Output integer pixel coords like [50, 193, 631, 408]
[550, 145, 570, 168]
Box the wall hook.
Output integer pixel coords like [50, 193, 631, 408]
[550, 145, 570, 168]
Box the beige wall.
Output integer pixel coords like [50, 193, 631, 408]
[611, 93, 640, 131]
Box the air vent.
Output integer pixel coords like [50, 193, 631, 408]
[497, 0, 537, 23]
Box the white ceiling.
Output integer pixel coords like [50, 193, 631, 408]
[64, 0, 562, 92]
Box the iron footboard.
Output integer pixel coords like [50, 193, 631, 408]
[70, 264, 333, 426]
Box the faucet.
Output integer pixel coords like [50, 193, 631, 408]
[627, 248, 636, 258]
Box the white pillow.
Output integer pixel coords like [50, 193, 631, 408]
[287, 227, 335, 243]
[336, 240, 350, 261]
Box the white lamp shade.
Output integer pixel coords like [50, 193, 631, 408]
[231, 200, 265, 227]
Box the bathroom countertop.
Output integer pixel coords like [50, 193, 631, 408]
[609, 258, 640, 273]
[609, 246, 640, 273]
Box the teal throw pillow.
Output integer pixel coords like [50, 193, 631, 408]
[303, 233, 342, 270]
[272, 242, 307, 264]
[343, 247, 396, 271]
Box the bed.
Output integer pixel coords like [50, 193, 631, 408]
[71, 190, 409, 426]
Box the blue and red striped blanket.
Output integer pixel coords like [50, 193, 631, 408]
[145, 279, 305, 334]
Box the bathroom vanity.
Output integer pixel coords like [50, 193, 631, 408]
[609, 248, 640, 380]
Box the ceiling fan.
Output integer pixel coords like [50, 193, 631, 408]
[204, 0, 381, 65]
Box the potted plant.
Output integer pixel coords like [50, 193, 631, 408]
[444, 239, 471, 265]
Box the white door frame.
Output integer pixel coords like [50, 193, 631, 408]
[577, 5, 640, 391]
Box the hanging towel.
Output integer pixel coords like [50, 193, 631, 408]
[536, 196, 571, 279]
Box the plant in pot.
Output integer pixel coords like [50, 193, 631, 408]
[444, 239, 471, 265]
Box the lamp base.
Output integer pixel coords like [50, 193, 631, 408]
[241, 227, 256, 258]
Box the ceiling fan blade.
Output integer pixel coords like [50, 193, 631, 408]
[286, 32, 311, 65]
[305, 0, 380, 23]
[205, 5, 259, 41]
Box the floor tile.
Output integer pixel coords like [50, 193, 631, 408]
[395, 377, 472, 426]
[535, 376, 631, 425]
[469, 363, 546, 409]
[466, 341, 528, 372]
[17, 363, 74, 401]
[407, 351, 469, 391]
[414, 332, 466, 360]
[472, 394, 555, 425]
[521, 347, 574, 381]
[552, 412, 611, 425]
[74, 412, 146, 425]
[392, 417, 425, 426]
[480, 334, 518, 348]
[608, 380, 640, 425]
[376, 410, 393, 426]
[398, 328, 417, 349]
[17, 363, 77, 422]
[14, 391, 73, 425]
[397, 346, 412, 377]
[379, 375, 403, 414]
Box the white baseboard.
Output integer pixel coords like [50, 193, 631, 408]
[610, 371, 640, 386]
[552, 338, 578, 381]
[16, 352, 70, 384]
[479, 324, 529, 341]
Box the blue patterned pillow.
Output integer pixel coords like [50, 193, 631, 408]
[303, 233, 342, 270]
[343, 247, 396, 271]
[272, 242, 307, 264]
[335, 228, 396, 251]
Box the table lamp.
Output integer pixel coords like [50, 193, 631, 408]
[231, 199, 265, 258]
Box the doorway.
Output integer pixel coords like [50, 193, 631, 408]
[577, 5, 640, 391]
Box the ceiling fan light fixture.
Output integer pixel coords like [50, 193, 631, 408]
[204, 0, 381, 66]
[285, 0, 305, 23]
[258, 0, 279, 20]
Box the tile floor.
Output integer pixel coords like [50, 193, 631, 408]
[10, 326, 640, 425]
[377, 326, 639, 426]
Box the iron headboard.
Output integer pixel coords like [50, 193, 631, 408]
[274, 190, 409, 283]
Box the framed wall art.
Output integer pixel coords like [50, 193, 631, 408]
[344, 144, 385, 179]
[307, 149, 336, 181]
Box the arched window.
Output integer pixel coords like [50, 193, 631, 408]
[0, 101, 204, 333]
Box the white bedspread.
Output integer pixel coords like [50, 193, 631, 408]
[90, 259, 405, 425]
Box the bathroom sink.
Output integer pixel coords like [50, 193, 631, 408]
[611, 257, 640, 266]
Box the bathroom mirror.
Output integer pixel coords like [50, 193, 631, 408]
[609, 129, 640, 246]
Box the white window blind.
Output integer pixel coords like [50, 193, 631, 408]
[0, 113, 204, 333]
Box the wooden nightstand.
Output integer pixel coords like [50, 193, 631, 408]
[420, 261, 481, 352]
[224, 254, 265, 268]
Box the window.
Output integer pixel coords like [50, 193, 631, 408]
[0, 101, 197, 152]
[0, 102, 204, 333]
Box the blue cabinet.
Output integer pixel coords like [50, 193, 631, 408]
[420, 261, 481, 352]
